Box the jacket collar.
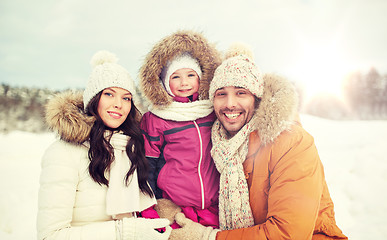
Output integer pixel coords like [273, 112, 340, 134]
[45, 91, 95, 144]
[251, 73, 299, 145]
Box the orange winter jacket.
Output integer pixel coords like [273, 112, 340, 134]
[216, 125, 347, 240]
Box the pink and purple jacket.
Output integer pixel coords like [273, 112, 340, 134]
[140, 95, 220, 212]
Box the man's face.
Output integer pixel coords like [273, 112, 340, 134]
[213, 86, 256, 138]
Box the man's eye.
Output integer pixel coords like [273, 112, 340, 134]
[237, 91, 246, 95]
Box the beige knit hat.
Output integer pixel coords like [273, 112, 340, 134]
[83, 50, 136, 111]
[209, 43, 264, 101]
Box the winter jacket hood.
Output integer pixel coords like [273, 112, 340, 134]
[253, 73, 299, 145]
[45, 91, 95, 144]
[139, 30, 222, 107]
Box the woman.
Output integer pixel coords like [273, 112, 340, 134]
[37, 51, 171, 240]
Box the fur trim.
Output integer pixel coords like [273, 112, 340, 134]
[255, 73, 299, 145]
[45, 91, 95, 144]
[139, 30, 222, 107]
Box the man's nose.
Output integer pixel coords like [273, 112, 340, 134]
[226, 94, 237, 109]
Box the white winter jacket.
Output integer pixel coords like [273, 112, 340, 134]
[37, 91, 135, 240]
[37, 140, 117, 239]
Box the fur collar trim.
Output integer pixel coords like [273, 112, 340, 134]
[254, 73, 299, 145]
[139, 30, 222, 107]
[45, 91, 95, 144]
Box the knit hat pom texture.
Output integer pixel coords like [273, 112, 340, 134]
[90, 50, 119, 67]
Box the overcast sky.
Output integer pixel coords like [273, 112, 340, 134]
[1, 0, 386, 98]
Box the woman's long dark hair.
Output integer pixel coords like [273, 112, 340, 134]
[86, 91, 153, 197]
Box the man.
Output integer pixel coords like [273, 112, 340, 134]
[165, 44, 348, 240]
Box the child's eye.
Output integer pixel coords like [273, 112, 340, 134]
[171, 75, 180, 79]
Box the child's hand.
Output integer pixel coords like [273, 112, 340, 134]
[154, 198, 182, 223]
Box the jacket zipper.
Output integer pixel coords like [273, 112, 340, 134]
[193, 120, 205, 209]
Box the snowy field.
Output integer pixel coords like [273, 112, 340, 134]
[0, 114, 386, 239]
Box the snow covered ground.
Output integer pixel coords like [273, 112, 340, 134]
[0, 114, 386, 239]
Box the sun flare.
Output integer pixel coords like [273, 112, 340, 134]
[288, 41, 353, 102]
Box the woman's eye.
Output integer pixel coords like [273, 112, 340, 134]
[171, 75, 180, 79]
[123, 97, 131, 101]
[104, 92, 113, 97]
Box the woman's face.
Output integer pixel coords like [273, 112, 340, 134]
[97, 87, 132, 129]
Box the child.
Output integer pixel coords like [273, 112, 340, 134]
[37, 50, 171, 240]
[139, 30, 222, 228]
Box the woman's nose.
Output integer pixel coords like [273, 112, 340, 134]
[114, 97, 122, 108]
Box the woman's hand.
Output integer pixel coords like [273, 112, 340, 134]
[113, 213, 134, 220]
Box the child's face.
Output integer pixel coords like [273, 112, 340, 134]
[169, 68, 199, 97]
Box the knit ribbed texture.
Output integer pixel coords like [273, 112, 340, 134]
[209, 55, 263, 101]
[148, 99, 213, 122]
[211, 115, 258, 230]
[106, 132, 156, 216]
[83, 50, 136, 111]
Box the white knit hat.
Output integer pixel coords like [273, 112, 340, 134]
[209, 44, 264, 101]
[160, 52, 202, 96]
[83, 50, 136, 111]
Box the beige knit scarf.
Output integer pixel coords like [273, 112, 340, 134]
[211, 115, 257, 230]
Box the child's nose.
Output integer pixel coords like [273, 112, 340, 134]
[180, 76, 188, 85]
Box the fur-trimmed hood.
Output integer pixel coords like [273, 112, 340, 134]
[139, 30, 222, 107]
[253, 73, 299, 145]
[45, 91, 95, 144]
